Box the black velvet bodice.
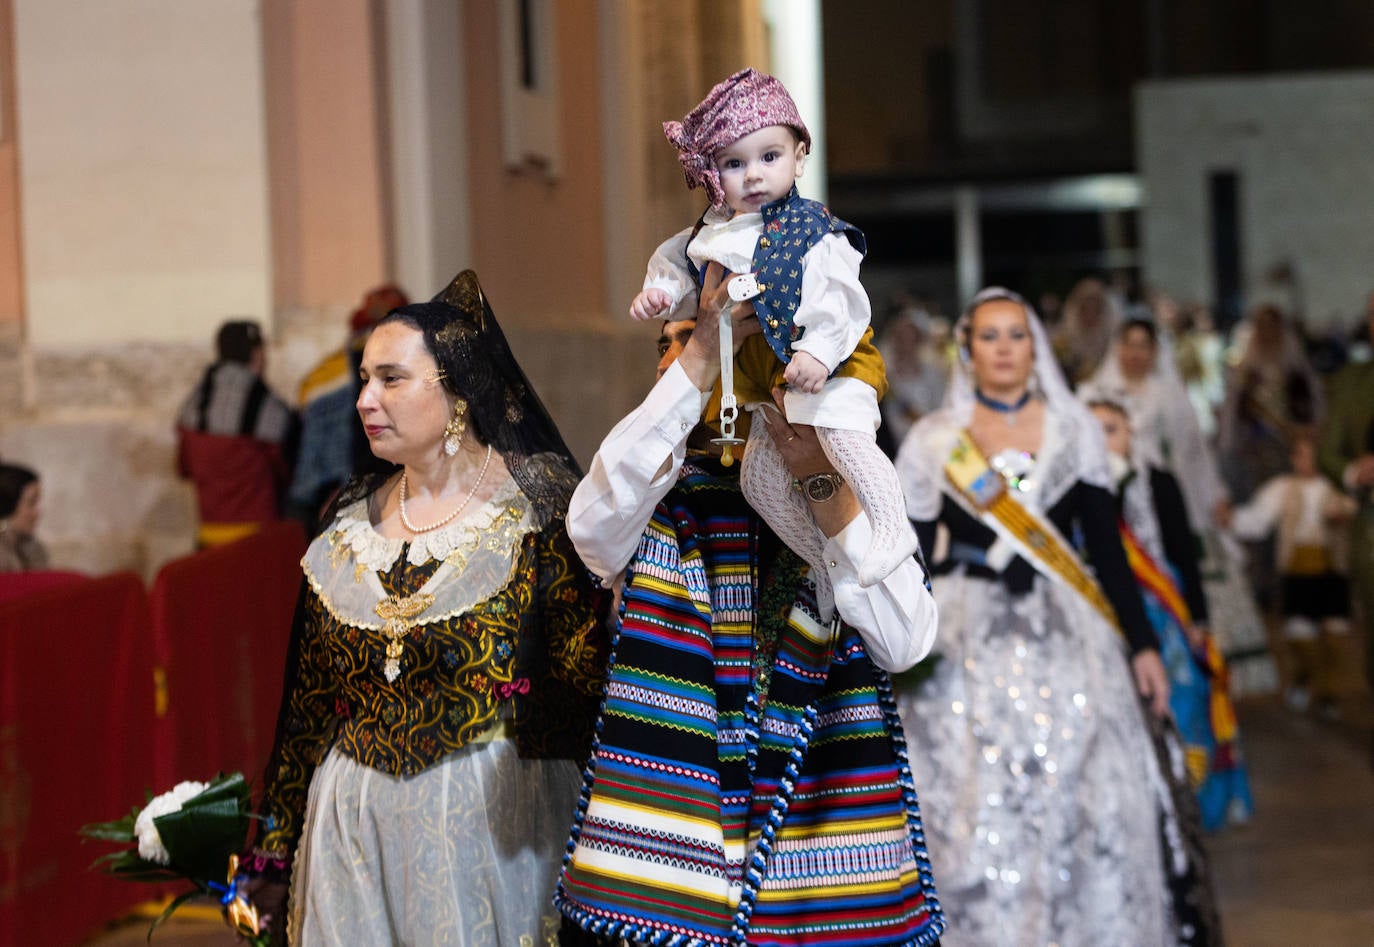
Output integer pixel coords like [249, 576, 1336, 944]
[914, 480, 1159, 654]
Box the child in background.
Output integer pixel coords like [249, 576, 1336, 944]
[1090, 400, 1254, 830]
[1230, 431, 1358, 717]
[631, 68, 917, 604]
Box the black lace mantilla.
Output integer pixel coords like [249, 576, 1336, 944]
[334, 269, 581, 531]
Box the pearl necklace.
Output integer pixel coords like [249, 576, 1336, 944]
[398, 444, 493, 534]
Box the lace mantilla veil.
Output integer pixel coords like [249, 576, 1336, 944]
[898, 287, 1112, 521]
[330, 269, 582, 531]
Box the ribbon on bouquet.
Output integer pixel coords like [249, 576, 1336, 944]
[209, 854, 266, 939]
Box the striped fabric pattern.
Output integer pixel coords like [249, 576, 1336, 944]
[557, 464, 943, 946]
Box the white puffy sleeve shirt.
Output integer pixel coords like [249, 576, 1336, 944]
[567, 360, 938, 672]
[645, 214, 871, 375]
[641, 225, 699, 320]
[787, 233, 871, 373]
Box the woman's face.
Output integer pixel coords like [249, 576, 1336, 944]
[1077, 293, 1104, 328]
[1091, 405, 1132, 458]
[7, 481, 40, 536]
[1253, 307, 1283, 350]
[889, 319, 921, 353]
[1117, 325, 1157, 380]
[356, 322, 455, 466]
[967, 299, 1034, 392]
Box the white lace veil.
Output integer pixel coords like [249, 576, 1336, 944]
[1079, 319, 1171, 471]
[1053, 277, 1125, 383]
[1086, 317, 1185, 392]
[897, 287, 1112, 521]
[1081, 316, 1233, 523]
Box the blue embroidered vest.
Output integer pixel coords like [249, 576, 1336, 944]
[689, 187, 865, 364]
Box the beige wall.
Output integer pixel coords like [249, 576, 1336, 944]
[464, 0, 608, 328]
[1137, 72, 1374, 328]
[0, 0, 789, 564]
[14, 0, 271, 349]
[263, 0, 391, 314]
[0, 0, 21, 325]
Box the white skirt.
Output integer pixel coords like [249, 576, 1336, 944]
[288, 737, 581, 946]
[894, 571, 1170, 947]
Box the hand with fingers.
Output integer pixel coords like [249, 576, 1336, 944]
[677, 262, 761, 391]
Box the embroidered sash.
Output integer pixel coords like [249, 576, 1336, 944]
[1119, 519, 1192, 632]
[556, 464, 943, 947]
[944, 429, 1123, 635]
[1201, 637, 1240, 748]
[1121, 517, 1246, 788]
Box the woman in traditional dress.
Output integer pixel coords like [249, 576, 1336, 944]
[894, 288, 1220, 946]
[243, 270, 607, 945]
[1080, 317, 1276, 696]
[1050, 276, 1123, 386]
[1089, 399, 1255, 831]
[878, 305, 949, 450]
[1218, 303, 1322, 503]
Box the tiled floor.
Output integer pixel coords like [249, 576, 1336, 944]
[82, 697, 1374, 947]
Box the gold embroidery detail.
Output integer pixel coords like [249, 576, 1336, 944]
[375, 591, 436, 682]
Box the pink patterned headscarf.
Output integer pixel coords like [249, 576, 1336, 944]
[662, 68, 811, 209]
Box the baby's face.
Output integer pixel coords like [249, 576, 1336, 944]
[713, 125, 805, 215]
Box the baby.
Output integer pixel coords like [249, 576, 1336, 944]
[631, 68, 917, 600]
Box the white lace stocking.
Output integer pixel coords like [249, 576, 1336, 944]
[739, 419, 835, 617]
[815, 427, 919, 586]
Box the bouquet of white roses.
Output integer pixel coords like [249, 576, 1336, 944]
[80, 772, 270, 945]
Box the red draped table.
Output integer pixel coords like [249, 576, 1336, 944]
[150, 521, 306, 788]
[0, 573, 156, 946]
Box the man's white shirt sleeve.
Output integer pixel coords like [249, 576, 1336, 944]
[826, 513, 937, 672]
[567, 360, 709, 581]
[567, 359, 938, 674]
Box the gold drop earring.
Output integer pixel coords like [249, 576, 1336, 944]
[443, 398, 467, 456]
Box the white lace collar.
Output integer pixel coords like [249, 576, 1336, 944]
[304, 477, 539, 632]
[331, 476, 527, 573]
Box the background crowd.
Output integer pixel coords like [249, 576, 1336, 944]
[876, 276, 1374, 723]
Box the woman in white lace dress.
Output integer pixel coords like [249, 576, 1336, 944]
[1080, 318, 1275, 697]
[894, 288, 1220, 946]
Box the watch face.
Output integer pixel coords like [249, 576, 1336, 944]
[805, 474, 837, 502]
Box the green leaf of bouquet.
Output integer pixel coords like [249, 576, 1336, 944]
[110, 863, 182, 884]
[147, 888, 203, 943]
[78, 803, 144, 842]
[78, 818, 137, 842]
[182, 773, 251, 811]
[87, 850, 139, 872]
[87, 850, 180, 882]
[154, 780, 252, 883]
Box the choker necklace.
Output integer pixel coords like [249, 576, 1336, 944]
[399, 444, 493, 534]
[975, 387, 1031, 426]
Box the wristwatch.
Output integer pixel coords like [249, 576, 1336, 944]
[795, 472, 845, 503]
